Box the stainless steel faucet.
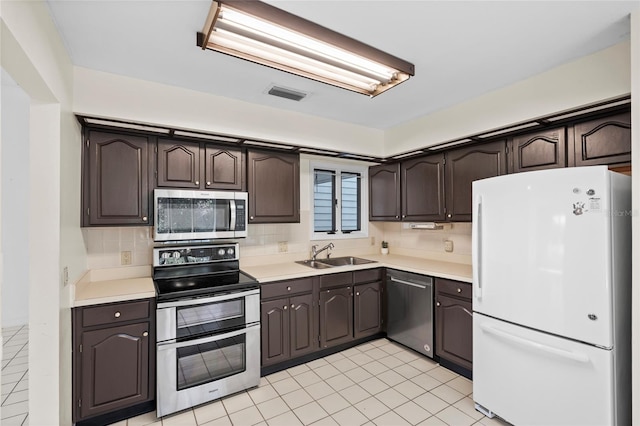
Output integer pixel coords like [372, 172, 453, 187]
[311, 242, 334, 260]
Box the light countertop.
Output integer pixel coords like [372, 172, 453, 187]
[73, 268, 155, 307]
[242, 254, 472, 284]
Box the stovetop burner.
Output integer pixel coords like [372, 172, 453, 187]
[152, 243, 259, 302]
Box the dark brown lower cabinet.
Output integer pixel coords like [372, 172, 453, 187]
[354, 281, 382, 339]
[435, 279, 473, 371]
[319, 286, 353, 349]
[72, 299, 155, 423]
[261, 293, 316, 366]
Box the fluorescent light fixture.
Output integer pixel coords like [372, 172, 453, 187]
[173, 130, 240, 142]
[410, 222, 443, 230]
[428, 139, 472, 150]
[243, 140, 296, 149]
[197, 1, 414, 97]
[477, 122, 539, 139]
[84, 118, 171, 134]
[547, 99, 631, 122]
[392, 150, 424, 159]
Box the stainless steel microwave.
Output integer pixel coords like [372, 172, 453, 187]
[153, 189, 247, 241]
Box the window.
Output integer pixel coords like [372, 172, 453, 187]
[311, 161, 368, 240]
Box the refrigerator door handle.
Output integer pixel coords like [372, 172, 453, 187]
[479, 323, 590, 363]
[472, 195, 483, 299]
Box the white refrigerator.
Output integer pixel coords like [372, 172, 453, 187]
[471, 166, 631, 426]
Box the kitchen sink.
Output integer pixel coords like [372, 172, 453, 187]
[295, 259, 334, 269]
[296, 256, 377, 269]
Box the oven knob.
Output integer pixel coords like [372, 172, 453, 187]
[227, 248, 234, 256]
[218, 249, 226, 256]
[172, 251, 181, 258]
[161, 252, 170, 259]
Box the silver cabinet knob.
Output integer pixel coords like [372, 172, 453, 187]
[447, 213, 452, 218]
[356, 292, 360, 296]
[142, 216, 148, 221]
[283, 305, 288, 310]
[287, 286, 291, 291]
[436, 302, 441, 307]
[207, 181, 211, 185]
[195, 180, 199, 185]
[114, 312, 121, 318]
[395, 215, 399, 219]
[291, 304, 295, 309]
[250, 216, 254, 220]
[143, 331, 148, 337]
[457, 288, 461, 293]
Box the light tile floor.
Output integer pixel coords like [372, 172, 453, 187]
[114, 338, 510, 426]
[1, 325, 29, 426]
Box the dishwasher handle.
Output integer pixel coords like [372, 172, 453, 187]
[388, 276, 432, 290]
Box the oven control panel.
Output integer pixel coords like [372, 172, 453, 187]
[153, 243, 239, 266]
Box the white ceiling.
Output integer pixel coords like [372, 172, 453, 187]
[46, 1, 636, 130]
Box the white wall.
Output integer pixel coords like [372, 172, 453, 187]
[73, 67, 385, 157]
[385, 41, 631, 156]
[1, 0, 81, 424]
[1, 69, 30, 327]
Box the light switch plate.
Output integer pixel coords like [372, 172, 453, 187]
[444, 240, 454, 252]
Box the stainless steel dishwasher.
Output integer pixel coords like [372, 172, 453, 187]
[386, 269, 433, 358]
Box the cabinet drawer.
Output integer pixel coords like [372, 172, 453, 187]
[82, 300, 151, 328]
[320, 272, 352, 289]
[261, 278, 313, 299]
[354, 268, 382, 284]
[436, 278, 472, 300]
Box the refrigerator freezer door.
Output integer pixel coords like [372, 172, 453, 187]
[472, 166, 613, 347]
[473, 314, 619, 426]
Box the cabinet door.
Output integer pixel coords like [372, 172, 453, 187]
[157, 139, 201, 188]
[289, 293, 317, 359]
[401, 155, 446, 221]
[435, 293, 472, 370]
[509, 127, 566, 173]
[261, 299, 290, 366]
[570, 111, 631, 167]
[248, 150, 300, 223]
[369, 163, 401, 221]
[85, 130, 150, 226]
[79, 322, 150, 419]
[446, 140, 507, 222]
[204, 145, 245, 190]
[319, 287, 353, 349]
[354, 282, 382, 339]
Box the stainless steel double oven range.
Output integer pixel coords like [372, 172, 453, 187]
[153, 242, 260, 417]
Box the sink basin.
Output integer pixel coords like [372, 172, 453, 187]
[295, 259, 333, 269]
[318, 256, 377, 267]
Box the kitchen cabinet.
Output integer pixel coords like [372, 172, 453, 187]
[72, 299, 155, 423]
[401, 154, 446, 221]
[260, 278, 316, 366]
[569, 110, 631, 167]
[354, 281, 383, 339]
[369, 163, 401, 221]
[319, 285, 353, 349]
[248, 150, 300, 223]
[445, 140, 507, 222]
[82, 130, 152, 226]
[508, 127, 566, 173]
[156, 138, 245, 190]
[435, 278, 472, 371]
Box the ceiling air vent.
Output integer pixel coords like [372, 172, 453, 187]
[267, 85, 308, 102]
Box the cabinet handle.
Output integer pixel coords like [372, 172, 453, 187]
[284, 306, 288, 310]
[291, 304, 295, 309]
[457, 288, 461, 293]
[436, 302, 441, 307]
[356, 292, 360, 296]
[250, 216, 254, 220]
[287, 286, 291, 291]
[395, 215, 399, 219]
[447, 213, 452, 218]
[143, 331, 149, 337]
[402, 215, 406, 218]
[207, 181, 211, 185]
[114, 311, 121, 318]
[142, 216, 148, 221]
[195, 180, 199, 185]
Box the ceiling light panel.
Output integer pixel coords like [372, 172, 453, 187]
[198, 1, 414, 97]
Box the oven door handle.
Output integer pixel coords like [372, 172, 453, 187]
[158, 323, 259, 351]
[157, 288, 260, 308]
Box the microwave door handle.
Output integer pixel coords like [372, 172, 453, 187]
[229, 200, 237, 231]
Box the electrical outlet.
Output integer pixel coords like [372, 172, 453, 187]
[278, 241, 288, 253]
[63, 266, 69, 286]
[444, 240, 454, 252]
[371, 236, 376, 246]
[121, 251, 132, 265]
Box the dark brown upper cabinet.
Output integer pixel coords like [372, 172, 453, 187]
[445, 140, 507, 222]
[247, 150, 300, 223]
[157, 138, 245, 190]
[569, 111, 631, 167]
[369, 163, 401, 221]
[402, 154, 446, 222]
[508, 127, 566, 173]
[82, 130, 152, 226]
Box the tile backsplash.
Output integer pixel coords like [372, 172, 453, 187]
[82, 216, 471, 271]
